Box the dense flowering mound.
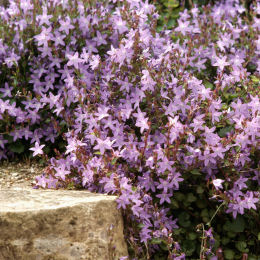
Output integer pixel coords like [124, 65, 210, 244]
[0, 0, 259, 258]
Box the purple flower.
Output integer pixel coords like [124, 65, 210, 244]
[54, 164, 70, 181]
[133, 107, 150, 133]
[53, 31, 66, 47]
[116, 192, 131, 209]
[0, 82, 13, 98]
[234, 177, 248, 190]
[95, 105, 110, 121]
[1, 1, 259, 256]
[138, 172, 156, 192]
[212, 179, 224, 190]
[0, 99, 10, 113]
[156, 178, 174, 193]
[157, 156, 174, 174]
[93, 137, 115, 155]
[156, 192, 172, 204]
[141, 70, 156, 92]
[4, 51, 20, 68]
[113, 17, 128, 34]
[66, 52, 83, 70]
[100, 174, 116, 194]
[175, 20, 190, 35]
[212, 145, 226, 159]
[169, 172, 184, 190]
[10, 129, 23, 141]
[36, 7, 53, 26]
[140, 226, 152, 243]
[119, 257, 128, 260]
[34, 26, 53, 47]
[29, 142, 45, 156]
[20, 0, 33, 13]
[244, 192, 259, 210]
[190, 114, 205, 132]
[212, 55, 230, 71]
[0, 135, 8, 149]
[35, 174, 47, 188]
[228, 198, 247, 218]
[89, 55, 100, 70]
[93, 31, 107, 46]
[59, 16, 74, 35]
[65, 138, 86, 155]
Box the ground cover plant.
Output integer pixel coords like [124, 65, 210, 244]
[0, 0, 259, 259]
[152, 0, 254, 31]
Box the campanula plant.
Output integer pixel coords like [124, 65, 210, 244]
[0, 0, 259, 259]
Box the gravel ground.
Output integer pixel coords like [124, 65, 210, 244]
[0, 160, 46, 189]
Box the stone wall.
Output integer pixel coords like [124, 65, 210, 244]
[0, 189, 128, 260]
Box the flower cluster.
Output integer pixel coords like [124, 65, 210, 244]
[0, 0, 259, 258]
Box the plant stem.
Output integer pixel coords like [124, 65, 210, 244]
[206, 201, 226, 227]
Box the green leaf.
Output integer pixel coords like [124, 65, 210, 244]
[258, 232, 260, 240]
[235, 241, 248, 253]
[111, 157, 117, 165]
[224, 249, 235, 260]
[175, 192, 185, 201]
[202, 216, 209, 223]
[201, 208, 209, 217]
[196, 199, 207, 209]
[44, 146, 50, 154]
[173, 228, 182, 235]
[218, 126, 233, 137]
[137, 223, 145, 229]
[191, 169, 202, 176]
[196, 186, 204, 194]
[131, 186, 137, 192]
[221, 237, 230, 245]
[67, 182, 75, 190]
[188, 232, 197, 240]
[178, 212, 191, 228]
[250, 75, 259, 83]
[187, 193, 197, 203]
[94, 151, 101, 155]
[58, 141, 66, 150]
[222, 104, 229, 110]
[227, 216, 245, 233]
[6, 135, 14, 143]
[154, 255, 166, 260]
[156, 25, 164, 32]
[170, 199, 179, 209]
[159, 241, 168, 251]
[167, 18, 176, 28]
[204, 81, 214, 89]
[182, 240, 196, 256]
[167, 0, 179, 8]
[8, 142, 25, 154]
[227, 231, 236, 238]
[247, 239, 255, 246]
[151, 238, 163, 245]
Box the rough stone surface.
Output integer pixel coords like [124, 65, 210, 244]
[0, 189, 128, 260]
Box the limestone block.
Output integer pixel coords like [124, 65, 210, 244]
[0, 189, 128, 260]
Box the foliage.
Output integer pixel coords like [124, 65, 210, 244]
[0, 0, 259, 259]
[151, 0, 224, 31]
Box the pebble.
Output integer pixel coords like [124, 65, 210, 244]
[0, 161, 46, 189]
